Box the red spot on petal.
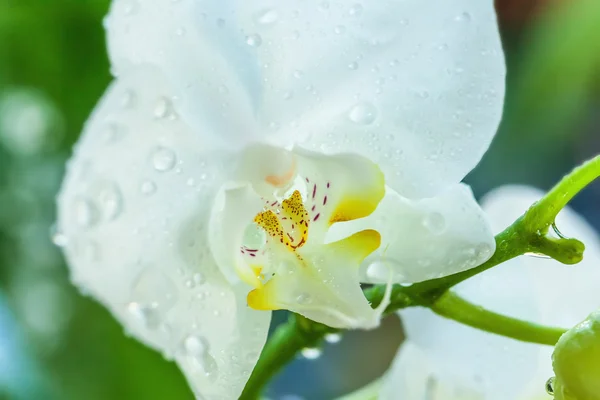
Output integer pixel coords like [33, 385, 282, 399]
[313, 213, 320, 222]
[323, 196, 327, 205]
[326, 182, 330, 188]
[312, 184, 317, 199]
[249, 253, 256, 257]
[311, 205, 316, 212]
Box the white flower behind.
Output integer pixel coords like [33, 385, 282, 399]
[57, 0, 505, 398]
[382, 185, 600, 400]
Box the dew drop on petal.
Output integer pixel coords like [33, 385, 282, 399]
[455, 12, 471, 22]
[154, 97, 173, 119]
[348, 102, 377, 125]
[348, 61, 359, 70]
[140, 180, 157, 195]
[50, 224, 68, 247]
[193, 273, 206, 285]
[255, 9, 279, 25]
[301, 347, 322, 360]
[127, 302, 162, 330]
[98, 183, 123, 221]
[120, 90, 135, 109]
[421, 212, 446, 235]
[152, 147, 177, 172]
[348, 3, 363, 16]
[246, 34, 262, 47]
[296, 293, 312, 304]
[184, 279, 195, 289]
[74, 198, 99, 228]
[325, 333, 342, 344]
[183, 334, 208, 357]
[475, 243, 493, 260]
[334, 25, 346, 34]
[366, 261, 389, 281]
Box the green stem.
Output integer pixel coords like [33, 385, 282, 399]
[432, 291, 566, 346]
[241, 154, 600, 399]
[524, 155, 600, 232]
[239, 315, 336, 400]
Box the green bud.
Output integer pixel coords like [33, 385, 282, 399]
[551, 309, 600, 400]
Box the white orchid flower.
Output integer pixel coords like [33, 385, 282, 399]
[381, 185, 600, 400]
[57, 0, 504, 398]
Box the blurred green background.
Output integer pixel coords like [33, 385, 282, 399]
[0, 0, 599, 399]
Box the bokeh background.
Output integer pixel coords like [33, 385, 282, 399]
[0, 0, 599, 399]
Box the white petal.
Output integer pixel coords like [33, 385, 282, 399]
[107, 0, 505, 198]
[327, 184, 495, 283]
[57, 67, 270, 399]
[381, 342, 484, 400]
[106, 0, 260, 146]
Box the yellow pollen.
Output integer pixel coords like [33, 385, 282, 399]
[254, 190, 309, 251]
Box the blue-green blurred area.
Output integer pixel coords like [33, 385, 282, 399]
[0, 0, 598, 399]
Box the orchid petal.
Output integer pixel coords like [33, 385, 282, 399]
[106, 0, 505, 198]
[381, 342, 483, 400]
[327, 183, 495, 284]
[57, 67, 270, 400]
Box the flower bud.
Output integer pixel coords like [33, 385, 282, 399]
[551, 309, 600, 399]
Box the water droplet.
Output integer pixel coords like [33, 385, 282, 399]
[120, 90, 135, 109]
[246, 34, 262, 47]
[552, 222, 566, 239]
[301, 347, 322, 360]
[333, 25, 346, 34]
[127, 302, 162, 329]
[140, 180, 157, 196]
[130, 268, 178, 329]
[255, 9, 279, 25]
[296, 293, 312, 304]
[455, 12, 471, 22]
[152, 147, 177, 172]
[475, 243, 493, 260]
[422, 212, 446, 235]
[283, 91, 294, 100]
[418, 258, 432, 267]
[50, 224, 68, 247]
[216, 18, 226, 28]
[293, 70, 304, 79]
[193, 273, 206, 285]
[74, 198, 99, 228]
[175, 27, 187, 36]
[347, 102, 377, 125]
[325, 333, 342, 344]
[348, 61, 359, 70]
[319, 1, 330, 11]
[154, 97, 173, 119]
[183, 334, 208, 357]
[545, 377, 555, 395]
[98, 183, 123, 221]
[348, 3, 363, 16]
[525, 252, 552, 259]
[185, 279, 195, 289]
[123, 1, 138, 16]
